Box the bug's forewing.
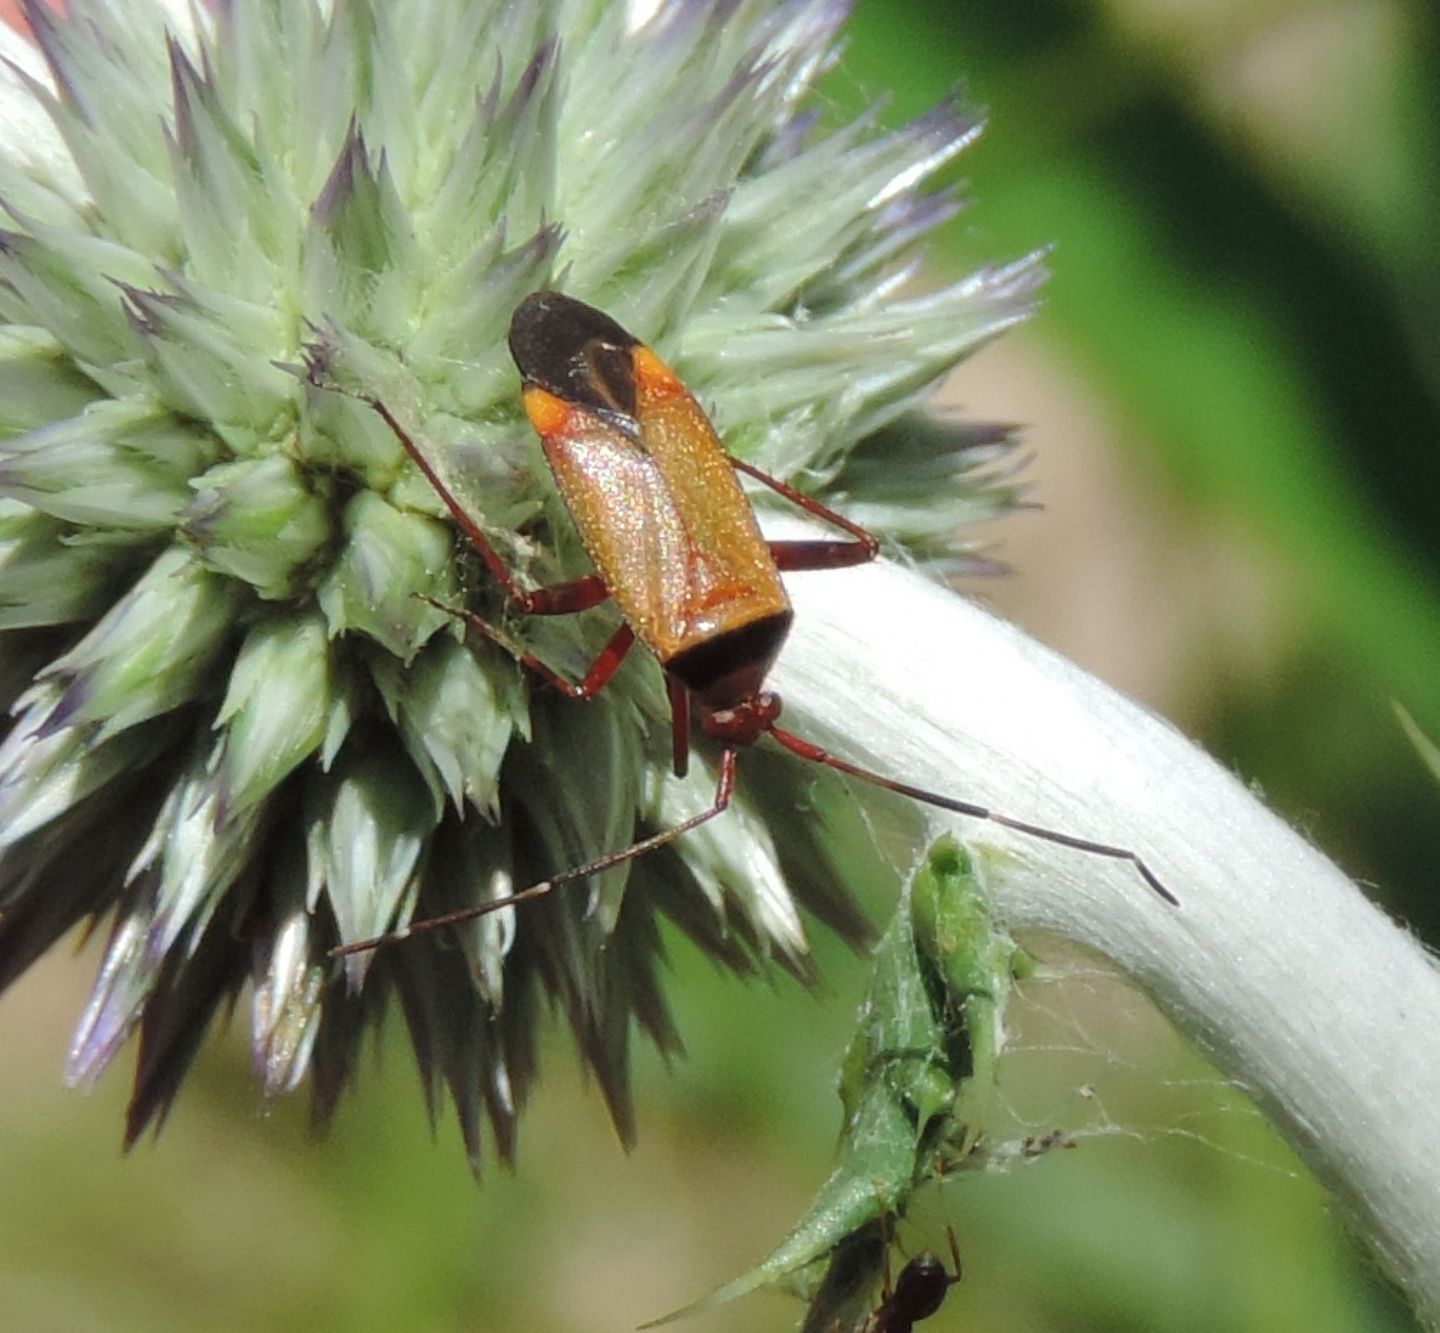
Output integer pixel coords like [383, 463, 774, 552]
[542, 418, 693, 654]
[542, 378, 789, 664]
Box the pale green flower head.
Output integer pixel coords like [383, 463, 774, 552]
[0, 0, 1040, 1162]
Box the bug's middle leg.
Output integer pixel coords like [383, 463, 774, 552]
[667, 673, 692, 778]
[420, 593, 635, 700]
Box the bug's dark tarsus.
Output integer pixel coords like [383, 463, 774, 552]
[327, 290, 1175, 958]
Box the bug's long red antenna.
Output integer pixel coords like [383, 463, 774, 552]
[329, 748, 740, 958]
[766, 725, 1177, 906]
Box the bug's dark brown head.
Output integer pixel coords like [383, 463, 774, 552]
[508, 291, 641, 423]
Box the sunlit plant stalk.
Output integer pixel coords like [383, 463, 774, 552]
[770, 535, 1440, 1324]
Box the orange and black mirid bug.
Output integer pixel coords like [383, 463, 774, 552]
[333, 291, 1174, 956]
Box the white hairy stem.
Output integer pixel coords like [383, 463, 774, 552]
[771, 545, 1440, 1325]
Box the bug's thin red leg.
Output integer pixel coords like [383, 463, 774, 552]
[349, 393, 526, 602]
[513, 573, 611, 616]
[330, 748, 739, 957]
[667, 673, 691, 778]
[349, 385, 621, 680]
[766, 725, 1178, 906]
[312, 378, 600, 617]
[419, 593, 634, 700]
[730, 455, 880, 565]
[768, 538, 877, 572]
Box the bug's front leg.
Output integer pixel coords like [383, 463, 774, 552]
[298, 360, 603, 617]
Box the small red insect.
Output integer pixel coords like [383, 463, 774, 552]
[331, 291, 1173, 955]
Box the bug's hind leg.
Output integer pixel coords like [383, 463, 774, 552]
[331, 748, 739, 957]
[766, 724, 1177, 905]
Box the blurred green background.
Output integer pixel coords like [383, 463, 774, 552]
[1, 0, 1436, 1329]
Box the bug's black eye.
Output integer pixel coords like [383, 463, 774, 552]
[509, 290, 640, 420]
